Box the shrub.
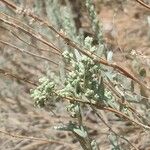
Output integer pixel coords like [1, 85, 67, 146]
[0, 0, 150, 149]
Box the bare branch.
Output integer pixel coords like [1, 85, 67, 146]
[62, 96, 150, 130]
[92, 108, 139, 150]
[0, 0, 149, 90]
[0, 129, 75, 149]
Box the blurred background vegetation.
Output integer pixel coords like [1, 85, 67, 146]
[0, 0, 150, 149]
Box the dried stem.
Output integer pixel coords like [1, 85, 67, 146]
[0, 68, 37, 86]
[135, 0, 150, 10]
[1, 0, 149, 90]
[0, 25, 61, 56]
[0, 40, 59, 66]
[93, 109, 139, 150]
[0, 129, 75, 149]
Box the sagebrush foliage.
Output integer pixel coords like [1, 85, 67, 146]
[0, 0, 150, 149]
[30, 1, 111, 149]
[28, 0, 149, 149]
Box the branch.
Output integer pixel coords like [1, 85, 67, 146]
[0, 129, 75, 149]
[103, 107, 150, 130]
[0, 0, 149, 90]
[135, 0, 150, 10]
[0, 12, 62, 54]
[92, 107, 139, 150]
[0, 68, 37, 86]
[0, 25, 61, 56]
[93, 109, 139, 150]
[0, 40, 59, 66]
[62, 96, 150, 130]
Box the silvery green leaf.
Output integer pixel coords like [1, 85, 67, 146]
[73, 126, 88, 138]
[132, 59, 140, 72]
[107, 99, 119, 110]
[54, 121, 76, 131]
[97, 44, 105, 56]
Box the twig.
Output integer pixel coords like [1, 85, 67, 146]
[1, 0, 149, 90]
[92, 108, 139, 150]
[0, 25, 61, 56]
[0, 129, 75, 149]
[1, 0, 150, 133]
[0, 67, 149, 132]
[0, 40, 59, 66]
[104, 79, 149, 124]
[0, 68, 37, 86]
[62, 96, 150, 130]
[0, 12, 62, 54]
[102, 107, 150, 130]
[135, 0, 150, 10]
[0, 39, 70, 71]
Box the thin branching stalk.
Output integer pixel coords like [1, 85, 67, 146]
[0, 68, 37, 86]
[1, 25, 60, 56]
[1, 1, 150, 150]
[0, 129, 76, 149]
[135, 0, 150, 10]
[1, 0, 149, 90]
[0, 40, 59, 66]
[0, 12, 62, 54]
